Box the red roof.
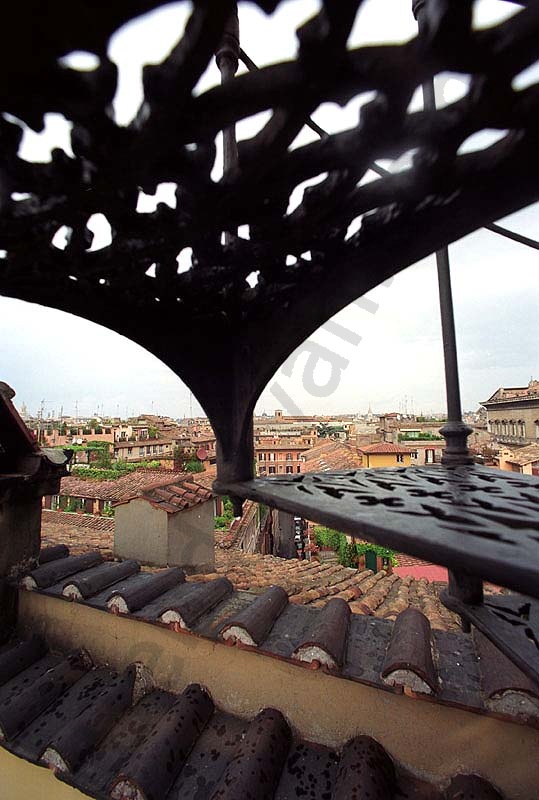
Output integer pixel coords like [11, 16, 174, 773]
[116, 477, 212, 514]
[303, 440, 361, 471]
[359, 442, 411, 454]
[60, 470, 189, 502]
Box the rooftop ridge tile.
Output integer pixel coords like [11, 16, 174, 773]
[158, 577, 234, 630]
[19, 548, 539, 731]
[208, 708, 291, 800]
[381, 608, 438, 696]
[40, 664, 138, 774]
[0, 636, 511, 800]
[22, 552, 103, 591]
[292, 597, 350, 670]
[109, 684, 214, 800]
[0, 652, 89, 741]
[220, 585, 289, 647]
[107, 567, 185, 614]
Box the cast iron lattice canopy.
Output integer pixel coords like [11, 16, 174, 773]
[1, 1, 539, 482]
[1, 2, 539, 674]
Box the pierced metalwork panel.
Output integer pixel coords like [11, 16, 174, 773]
[216, 466, 539, 598]
[1, 3, 539, 483]
[442, 591, 539, 688]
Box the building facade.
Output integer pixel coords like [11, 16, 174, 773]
[255, 440, 310, 476]
[482, 380, 539, 445]
[358, 442, 412, 468]
[496, 445, 539, 476]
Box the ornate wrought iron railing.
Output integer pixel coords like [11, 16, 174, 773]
[1, 1, 538, 682]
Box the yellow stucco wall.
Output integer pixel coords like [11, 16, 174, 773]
[365, 453, 412, 468]
[0, 747, 92, 800]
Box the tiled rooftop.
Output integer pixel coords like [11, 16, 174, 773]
[113, 438, 177, 448]
[121, 479, 213, 515]
[210, 550, 460, 632]
[302, 439, 361, 471]
[116, 475, 213, 514]
[41, 510, 115, 559]
[501, 444, 539, 466]
[0, 633, 509, 800]
[41, 509, 460, 630]
[359, 442, 412, 454]
[12, 545, 539, 742]
[43, 501, 509, 634]
[60, 470, 190, 502]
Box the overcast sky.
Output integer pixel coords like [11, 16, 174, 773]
[1, 0, 537, 419]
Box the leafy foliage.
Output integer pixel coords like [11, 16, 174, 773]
[184, 459, 205, 473]
[314, 526, 398, 568]
[173, 446, 205, 473]
[64, 498, 83, 513]
[70, 460, 161, 480]
[215, 496, 235, 530]
[317, 423, 344, 439]
[56, 441, 110, 453]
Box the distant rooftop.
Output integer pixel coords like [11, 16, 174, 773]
[359, 442, 412, 455]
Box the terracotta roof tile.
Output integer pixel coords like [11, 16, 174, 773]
[115, 476, 213, 514]
[40, 509, 459, 631]
[501, 444, 539, 466]
[3, 632, 509, 800]
[359, 442, 412, 454]
[15, 544, 539, 749]
[40, 510, 114, 558]
[215, 550, 459, 631]
[59, 470, 190, 502]
[302, 440, 361, 472]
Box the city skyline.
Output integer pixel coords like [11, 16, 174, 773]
[1, 0, 537, 420]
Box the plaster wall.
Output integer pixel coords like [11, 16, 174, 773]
[406, 442, 443, 467]
[114, 498, 168, 565]
[167, 500, 215, 573]
[365, 453, 412, 468]
[18, 590, 539, 800]
[0, 747, 91, 800]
